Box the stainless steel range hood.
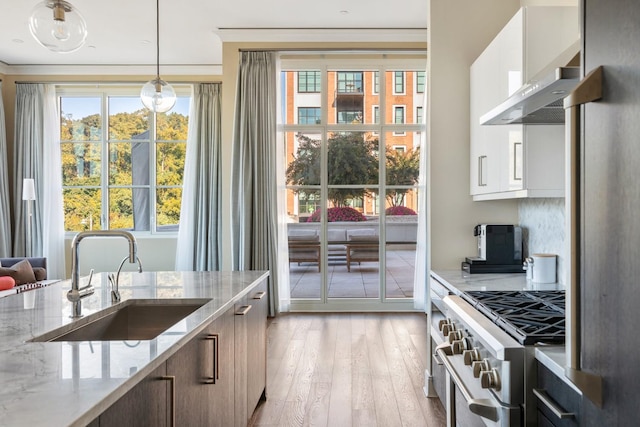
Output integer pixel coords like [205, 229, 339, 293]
[480, 42, 581, 125]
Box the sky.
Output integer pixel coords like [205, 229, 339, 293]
[60, 95, 191, 120]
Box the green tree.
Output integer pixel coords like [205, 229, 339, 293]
[286, 132, 378, 207]
[385, 148, 420, 206]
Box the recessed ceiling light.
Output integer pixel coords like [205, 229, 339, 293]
[12, 38, 24, 44]
[340, 10, 349, 15]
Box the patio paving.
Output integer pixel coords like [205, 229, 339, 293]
[289, 248, 416, 299]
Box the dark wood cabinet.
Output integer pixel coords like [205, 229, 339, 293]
[95, 280, 268, 427]
[235, 280, 268, 427]
[535, 362, 582, 427]
[98, 363, 170, 427]
[166, 305, 235, 426]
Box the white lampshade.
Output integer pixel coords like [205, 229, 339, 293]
[28, 0, 88, 53]
[22, 179, 36, 201]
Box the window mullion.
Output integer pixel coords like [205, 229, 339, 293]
[102, 93, 110, 230]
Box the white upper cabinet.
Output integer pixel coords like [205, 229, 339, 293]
[470, 6, 578, 201]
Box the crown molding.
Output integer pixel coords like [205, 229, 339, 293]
[0, 63, 222, 76]
[214, 27, 428, 43]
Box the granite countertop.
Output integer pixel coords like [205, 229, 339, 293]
[0, 270, 269, 427]
[430, 269, 573, 388]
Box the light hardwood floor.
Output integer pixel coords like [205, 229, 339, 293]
[249, 313, 446, 427]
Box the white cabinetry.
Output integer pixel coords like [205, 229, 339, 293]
[470, 6, 577, 201]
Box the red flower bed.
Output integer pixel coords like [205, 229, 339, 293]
[307, 207, 367, 222]
[385, 206, 417, 216]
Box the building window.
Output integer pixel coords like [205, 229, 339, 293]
[393, 145, 407, 153]
[59, 89, 190, 233]
[373, 71, 380, 94]
[416, 106, 424, 125]
[393, 105, 406, 135]
[298, 107, 321, 124]
[416, 71, 425, 93]
[337, 72, 363, 93]
[298, 71, 321, 93]
[394, 71, 405, 94]
[337, 110, 363, 124]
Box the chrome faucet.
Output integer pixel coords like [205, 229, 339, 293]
[109, 255, 143, 303]
[68, 230, 137, 318]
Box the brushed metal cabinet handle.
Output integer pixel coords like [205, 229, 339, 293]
[161, 375, 176, 427]
[533, 388, 575, 419]
[204, 334, 219, 384]
[253, 291, 266, 300]
[235, 305, 252, 315]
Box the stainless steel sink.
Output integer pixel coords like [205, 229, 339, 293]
[31, 299, 210, 342]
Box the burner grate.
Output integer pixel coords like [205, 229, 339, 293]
[463, 290, 565, 345]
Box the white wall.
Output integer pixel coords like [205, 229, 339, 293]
[428, 0, 521, 270]
[64, 236, 177, 276]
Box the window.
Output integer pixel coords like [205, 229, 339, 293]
[59, 87, 190, 233]
[337, 72, 363, 93]
[298, 71, 321, 93]
[416, 106, 424, 125]
[416, 71, 425, 93]
[393, 145, 407, 153]
[373, 71, 380, 94]
[393, 106, 406, 135]
[298, 107, 321, 124]
[394, 71, 405, 94]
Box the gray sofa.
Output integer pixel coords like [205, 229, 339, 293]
[0, 257, 48, 280]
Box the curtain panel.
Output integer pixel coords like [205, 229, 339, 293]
[231, 51, 282, 316]
[13, 84, 66, 278]
[0, 82, 11, 257]
[175, 83, 223, 271]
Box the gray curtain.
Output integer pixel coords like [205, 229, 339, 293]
[231, 51, 279, 316]
[175, 83, 222, 270]
[13, 84, 66, 278]
[0, 82, 12, 257]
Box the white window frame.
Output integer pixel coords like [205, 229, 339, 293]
[56, 84, 192, 235]
[393, 71, 406, 95]
[392, 105, 406, 135]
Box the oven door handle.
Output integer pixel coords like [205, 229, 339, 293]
[436, 346, 499, 422]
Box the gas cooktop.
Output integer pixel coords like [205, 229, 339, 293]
[462, 290, 565, 345]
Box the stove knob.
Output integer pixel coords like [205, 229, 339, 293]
[480, 368, 502, 391]
[438, 319, 451, 330]
[448, 330, 463, 343]
[472, 359, 490, 378]
[452, 338, 471, 354]
[442, 323, 456, 336]
[463, 348, 482, 365]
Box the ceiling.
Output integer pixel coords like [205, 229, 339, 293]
[0, 0, 428, 75]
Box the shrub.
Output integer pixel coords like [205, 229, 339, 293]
[385, 206, 417, 216]
[307, 207, 367, 222]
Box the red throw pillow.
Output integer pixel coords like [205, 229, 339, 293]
[0, 276, 15, 291]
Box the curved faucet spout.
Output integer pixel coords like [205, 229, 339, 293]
[68, 230, 138, 318]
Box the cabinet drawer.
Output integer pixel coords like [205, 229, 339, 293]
[535, 363, 582, 426]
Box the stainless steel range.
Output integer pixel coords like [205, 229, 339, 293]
[429, 286, 565, 427]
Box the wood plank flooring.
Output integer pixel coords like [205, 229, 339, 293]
[249, 313, 446, 427]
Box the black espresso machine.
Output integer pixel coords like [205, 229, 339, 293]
[462, 224, 524, 273]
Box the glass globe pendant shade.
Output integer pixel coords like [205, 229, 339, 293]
[29, 0, 88, 53]
[140, 78, 177, 113]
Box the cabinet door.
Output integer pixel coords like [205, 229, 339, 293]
[99, 363, 169, 427]
[234, 280, 269, 427]
[166, 306, 235, 427]
[246, 281, 268, 414]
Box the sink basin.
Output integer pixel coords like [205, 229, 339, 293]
[31, 299, 210, 342]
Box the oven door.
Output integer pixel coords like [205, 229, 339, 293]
[436, 343, 522, 427]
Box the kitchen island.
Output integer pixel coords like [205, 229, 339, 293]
[0, 270, 268, 427]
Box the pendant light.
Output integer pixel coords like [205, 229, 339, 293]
[29, 0, 88, 53]
[140, 0, 176, 113]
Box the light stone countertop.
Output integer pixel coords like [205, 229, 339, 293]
[430, 270, 572, 387]
[0, 270, 269, 427]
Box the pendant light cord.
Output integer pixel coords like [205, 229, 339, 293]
[156, 0, 160, 79]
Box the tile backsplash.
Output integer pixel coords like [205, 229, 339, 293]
[518, 198, 565, 285]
